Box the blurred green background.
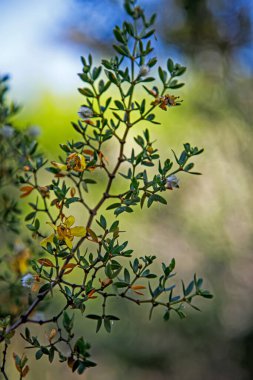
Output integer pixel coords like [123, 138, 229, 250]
[1, 0, 253, 379]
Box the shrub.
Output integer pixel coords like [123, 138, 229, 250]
[0, 0, 212, 378]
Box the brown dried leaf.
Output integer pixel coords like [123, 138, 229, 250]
[38, 258, 55, 267]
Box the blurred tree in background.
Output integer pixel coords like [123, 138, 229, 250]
[66, 0, 252, 67]
[65, 0, 253, 121]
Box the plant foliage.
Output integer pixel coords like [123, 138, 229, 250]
[0, 1, 212, 378]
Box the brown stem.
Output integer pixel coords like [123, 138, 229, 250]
[0, 343, 9, 380]
[0, 19, 147, 344]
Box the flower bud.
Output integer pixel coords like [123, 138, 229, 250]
[78, 106, 93, 120]
[21, 273, 35, 288]
[166, 175, 179, 190]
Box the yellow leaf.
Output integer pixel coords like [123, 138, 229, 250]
[131, 285, 146, 290]
[48, 328, 57, 343]
[87, 228, 98, 243]
[70, 226, 86, 237]
[131, 285, 146, 296]
[77, 154, 86, 170]
[70, 187, 76, 197]
[65, 216, 75, 228]
[64, 237, 73, 249]
[51, 161, 67, 171]
[46, 222, 57, 231]
[11, 248, 31, 275]
[40, 234, 54, 247]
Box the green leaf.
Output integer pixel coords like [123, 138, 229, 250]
[132, 258, 139, 274]
[78, 88, 94, 97]
[147, 57, 157, 68]
[142, 29, 155, 39]
[25, 212, 36, 221]
[25, 327, 31, 340]
[106, 203, 121, 210]
[141, 269, 156, 278]
[63, 311, 74, 333]
[184, 163, 194, 172]
[77, 362, 86, 374]
[168, 258, 176, 274]
[113, 44, 130, 57]
[200, 290, 213, 299]
[92, 66, 102, 80]
[104, 318, 111, 333]
[124, 268, 130, 283]
[149, 13, 157, 26]
[38, 283, 51, 294]
[169, 82, 184, 89]
[146, 113, 155, 121]
[99, 215, 107, 230]
[114, 206, 133, 216]
[175, 66, 186, 76]
[114, 281, 129, 288]
[113, 27, 126, 44]
[163, 310, 170, 321]
[74, 337, 86, 355]
[86, 314, 101, 320]
[185, 281, 194, 296]
[158, 66, 167, 83]
[106, 315, 120, 321]
[140, 77, 155, 83]
[124, 3, 134, 16]
[65, 197, 80, 207]
[109, 220, 119, 233]
[114, 100, 125, 110]
[167, 58, 174, 73]
[72, 360, 81, 373]
[35, 349, 43, 360]
[152, 194, 167, 205]
[96, 318, 102, 333]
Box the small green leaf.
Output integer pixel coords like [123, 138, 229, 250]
[167, 58, 174, 73]
[104, 318, 111, 333]
[78, 88, 94, 97]
[35, 350, 43, 360]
